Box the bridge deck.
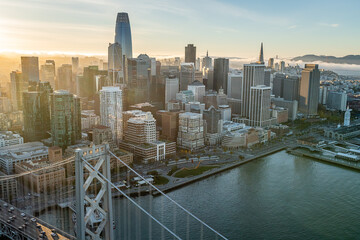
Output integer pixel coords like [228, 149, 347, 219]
[0, 199, 75, 240]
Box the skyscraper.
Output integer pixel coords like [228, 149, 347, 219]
[299, 64, 320, 116]
[283, 76, 300, 101]
[249, 85, 271, 127]
[213, 58, 230, 93]
[50, 90, 81, 149]
[40, 60, 56, 89]
[57, 64, 73, 92]
[268, 58, 274, 69]
[115, 12, 132, 59]
[72, 57, 79, 93]
[100, 87, 123, 143]
[21, 56, 40, 84]
[257, 42, 264, 64]
[241, 64, 265, 117]
[264, 68, 271, 87]
[108, 42, 123, 85]
[188, 80, 205, 102]
[165, 75, 179, 106]
[185, 44, 196, 65]
[202, 51, 212, 70]
[179, 63, 195, 91]
[227, 71, 242, 99]
[10, 71, 27, 111]
[23, 82, 52, 142]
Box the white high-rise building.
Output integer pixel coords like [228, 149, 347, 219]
[241, 64, 265, 117]
[165, 76, 179, 106]
[249, 85, 271, 127]
[344, 107, 351, 127]
[187, 80, 205, 102]
[100, 86, 123, 143]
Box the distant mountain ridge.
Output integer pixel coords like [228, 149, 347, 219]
[292, 55, 360, 65]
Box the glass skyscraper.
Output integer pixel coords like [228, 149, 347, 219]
[115, 12, 133, 59]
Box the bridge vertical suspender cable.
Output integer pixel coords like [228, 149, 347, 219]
[109, 151, 228, 240]
[81, 157, 182, 240]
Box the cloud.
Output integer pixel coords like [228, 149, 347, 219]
[288, 25, 297, 29]
[319, 23, 339, 28]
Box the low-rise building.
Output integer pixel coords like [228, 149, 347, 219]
[15, 158, 65, 193]
[0, 142, 48, 174]
[0, 131, 24, 147]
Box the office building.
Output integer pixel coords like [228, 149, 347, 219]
[179, 63, 195, 91]
[268, 58, 274, 69]
[40, 60, 56, 89]
[50, 90, 81, 149]
[257, 42, 264, 64]
[227, 71, 242, 99]
[0, 131, 23, 147]
[15, 157, 65, 193]
[158, 110, 181, 141]
[165, 76, 179, 106]
[108, 42, 124, 85]
[272, 97, 298, 121]
[23, 82, 52, 142]
[249, 85, 271, 127]
[119, 112, 175, 163]
[115, 12, 133, 59]
[185, 44, 196, 65]
[299, 64, 320, 116]
[0, 142, 48, 174]
[280, 61, 286, 72]
[188, 80, 205, 102]
[81, 110, 100, 130]
[202, 51, 212, 70]
[21, 56, 39, 84]
[213, 58, 229, 93]
[241, 64, 265, 117]
[100, 87, 123, 143]
[264, 68, 271, 87]
[57, 64, 73, 92]
[203, 106, 222, 146]
[219, 105, 232, 121]
[177, 112, 205, 150]
[283, 76, 300, 101]
[326, 91, 347, 111]
[184, 101, 205, 114]
[10, 71, 27, 111]
[273, 73, 285, 97]
[203, 106, 222, 134]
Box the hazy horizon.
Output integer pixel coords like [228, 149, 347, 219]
[0, 0, 359, 58]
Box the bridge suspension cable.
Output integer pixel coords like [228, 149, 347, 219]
[109, 151, 228, 240]
[81, 157, 182, 240]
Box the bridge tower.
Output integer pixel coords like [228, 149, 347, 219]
[75, 144, 114, 240]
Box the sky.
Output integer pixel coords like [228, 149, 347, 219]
[0, 0, 359, 59]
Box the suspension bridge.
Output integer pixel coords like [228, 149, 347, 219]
[0, 143, 228, 240]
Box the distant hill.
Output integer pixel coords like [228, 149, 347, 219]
[292, 55, 360, 65]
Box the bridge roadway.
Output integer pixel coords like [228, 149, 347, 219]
[0, 199, 75, 240]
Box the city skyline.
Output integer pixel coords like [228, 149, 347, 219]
[0, 0, 359, 58]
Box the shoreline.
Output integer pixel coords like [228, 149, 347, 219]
[152, 145, 287, 196]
